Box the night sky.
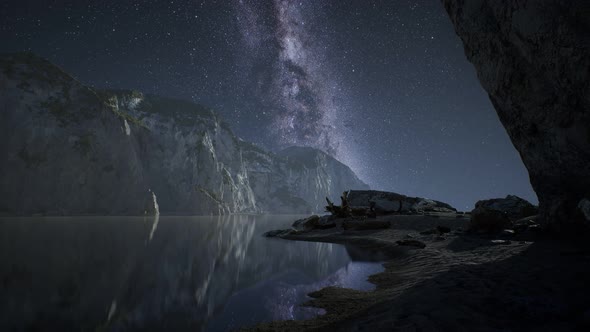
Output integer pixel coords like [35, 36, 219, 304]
[1, 0, 537, 210]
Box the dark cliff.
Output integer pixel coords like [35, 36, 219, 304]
[441, 0, 590, 227]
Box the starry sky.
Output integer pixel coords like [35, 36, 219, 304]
[1, 0, 537, 210]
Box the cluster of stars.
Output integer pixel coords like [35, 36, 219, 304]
[0, 0, 537, 210]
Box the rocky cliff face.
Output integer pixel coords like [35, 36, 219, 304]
[0, 53, 367, 215]
[240, 145, 369, 214]
[0, 54, 152, 216]
[277, 147, 370, 212]
[441, 1, 590, 227]
[111, 91, 259, 215]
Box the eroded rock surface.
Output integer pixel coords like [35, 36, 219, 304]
[441, 0, 590, 226]
[469, 195, 537, 233]
[578, 199, 590, 223]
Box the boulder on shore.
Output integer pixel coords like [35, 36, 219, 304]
[474, 195, 538, 221]
[346, 190, 456, 215]
[469, 195, 538, 233]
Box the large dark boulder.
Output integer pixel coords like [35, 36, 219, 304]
[441, 1, 590, 227]
[469, 195, 539, 234]
[474, 195, 538, 221]
[347, 190, 456, 215]
[469, 207, 512, 233]
[579, 199, 590, 225]
[292, 215, 336, 231]
[292, 215, 320, 231]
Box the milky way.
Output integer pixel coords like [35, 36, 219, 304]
[1, 0, 539, 209]
[235, 0, 352, 162]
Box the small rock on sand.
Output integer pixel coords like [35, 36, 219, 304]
[490, 239, 511, 245]
[437, 225, 451, 233]
[396, 239, 426, 249]
[502, 229, 515, 236]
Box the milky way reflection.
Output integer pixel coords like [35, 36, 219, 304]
[0, 215, 383, 331]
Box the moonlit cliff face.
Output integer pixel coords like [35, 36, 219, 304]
[0, 53, 367, 216]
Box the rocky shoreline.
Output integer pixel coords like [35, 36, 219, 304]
[252, 195, 590, 331]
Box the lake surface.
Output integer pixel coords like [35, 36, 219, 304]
[0, 215, 383, 331]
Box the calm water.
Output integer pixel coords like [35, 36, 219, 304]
[0, 215, 383, 331]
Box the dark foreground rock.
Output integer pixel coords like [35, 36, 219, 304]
[286, 215, 392, 234]
[396, 239, 427, 249]
[469, 207, 512, 233]
[292, 215, 320, 230]
[441, 0, 590, 228]
[469, 195, 538, 233]
[292, 215, 337, 231]
[420, 225, 451, 235]
[342, 219, 390, 231]
[579, 199, 590, 224]
[254, 213, 590, 331]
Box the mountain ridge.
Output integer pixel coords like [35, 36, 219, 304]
[0, 53, 369, 216]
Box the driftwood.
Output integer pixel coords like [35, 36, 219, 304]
[325, 191, 352, 218]
[325, 191, 383, 218]
[367, 201, 377, 218]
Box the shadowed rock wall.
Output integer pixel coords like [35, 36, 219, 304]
[441, 0, 590, 226]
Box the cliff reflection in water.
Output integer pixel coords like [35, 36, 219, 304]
[0, 215, 382, 331]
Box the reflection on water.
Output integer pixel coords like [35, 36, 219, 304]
[0, 215, 383, 331]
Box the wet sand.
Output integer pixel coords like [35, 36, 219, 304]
[249, 213, 590, 331]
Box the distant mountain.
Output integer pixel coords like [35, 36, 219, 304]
[0, 53, 368, 215]
[244, 145, 370, 213]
